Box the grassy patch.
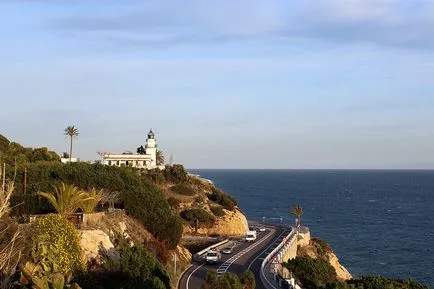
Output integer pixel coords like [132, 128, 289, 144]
[170, 183, 196, 196]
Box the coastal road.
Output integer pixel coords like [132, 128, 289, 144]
[179, 225, 289, 289]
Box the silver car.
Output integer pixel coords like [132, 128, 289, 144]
[221, 247, 233, 254]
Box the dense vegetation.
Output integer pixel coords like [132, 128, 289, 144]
[33, 214, 83, 275]
[0, 134, 60, 166]
[142, 165, 188, 185]
[170, 183, 195, 196]
[7, 161, 183, 249]
[19, 214, 84, 288]
[0, 133, 244, 289]
[208, 186, 237, 211]
[180, 208, 215, 227]
[210, 205, 225, 217]
[346, 276, 428, 289]
[78, 239, 170, 289]
[284, 256, 428, 289]
[285, 256, 337, 288]
[201, 270, 256, 289]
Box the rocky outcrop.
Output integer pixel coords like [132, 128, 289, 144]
[79, 229, 114, 263]
[183, 209, 248, 236]
[328, 251, 352, 281]
[297, 236, 352, 281]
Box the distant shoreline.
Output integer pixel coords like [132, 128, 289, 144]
[187, 172, 214, 184]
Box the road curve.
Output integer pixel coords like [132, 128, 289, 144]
[178, 225, 287, 289]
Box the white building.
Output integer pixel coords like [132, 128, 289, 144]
[101, 130, 163, 170]
[60, 157, 79, 164]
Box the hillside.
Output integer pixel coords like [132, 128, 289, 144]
[297, 237, 352, 281]
[0, 133, 59, 165]
[0, 133, 249, 288]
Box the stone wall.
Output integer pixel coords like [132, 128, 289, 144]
[280, 227, 311, 263]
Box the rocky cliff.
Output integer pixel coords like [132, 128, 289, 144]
[165, 176, 249, 237]
[182, 208, 248, 236]
[297, 236, 352, 281]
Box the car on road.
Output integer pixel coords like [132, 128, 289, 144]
[221, 247, 233, 254]
[205, 250, 221, 264]
[245, 230, 257, 242]
[258, 227, 266, 232]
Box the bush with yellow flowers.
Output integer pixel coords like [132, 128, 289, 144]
[32, 214, 83, 276]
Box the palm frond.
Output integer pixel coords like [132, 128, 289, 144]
[37, 182, 88, 215]
[80, 188, 104, 213]
[64, 125, 79, 137]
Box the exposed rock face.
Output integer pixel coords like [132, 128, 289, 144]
[328, 251, 352, 281]
[176, 245, 192, 262]
[183, 209, 248, 236]
[297, 237, 352, 281]
[79, 229, 114, 263]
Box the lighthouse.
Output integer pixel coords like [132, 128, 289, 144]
[145, 129, 157, 167]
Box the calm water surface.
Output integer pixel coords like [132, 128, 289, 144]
[189, 170, 434, 288]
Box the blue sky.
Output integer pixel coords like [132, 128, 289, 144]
[1, 0, 434, 169]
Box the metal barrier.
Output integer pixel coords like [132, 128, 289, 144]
[192, 239, 231, 262]
[259, 227, 297, 289]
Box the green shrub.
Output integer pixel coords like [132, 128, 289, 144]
[312, 238, 332, 258]
[240, 270, 256, 289]
[210, 206, 225, 217]
[167, 197, 181, 209]
[284, 256, 337, 289]
[180, 208, 215, 227]
[117, 244, 170, 288]
[194, 195, 205, 204]
[77, 242, 170, 289]
[163, 164, 188, 184]
[123, 187, 183, 249]
[347, 276, 428, 289]
[208, 187, 237, 211]
[9, 162, 183, 249]
[33, 214, 83, 276]
[202, 270, 255, 289]
[170, 183, 195, 196]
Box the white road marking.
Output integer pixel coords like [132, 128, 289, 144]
[186, 263, 205, 289]
[247, 229, 289, 270]
[216, 229, 274, 275]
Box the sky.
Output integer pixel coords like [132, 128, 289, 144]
[1, 0, 434, 169]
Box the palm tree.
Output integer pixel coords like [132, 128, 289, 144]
[290, 204, 304, 228]
[37, 182, 92, 216]
[137, 145, 146, 154]
[81, 188, 104, 213]
[64, 125, 79, 162]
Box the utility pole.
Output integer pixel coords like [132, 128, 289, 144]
[173, 253, 177, 275]
[1, 163, 5, 193]
[23, 167, 27, 194]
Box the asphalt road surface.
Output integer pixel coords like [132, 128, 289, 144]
[179, 225, 289, 289]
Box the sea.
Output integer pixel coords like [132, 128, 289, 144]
[189, 169, 434, 288]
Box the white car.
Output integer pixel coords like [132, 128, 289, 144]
[206, 250, 221, 264]
[245, 230, 257, 242]
[259, 227, 266, 232]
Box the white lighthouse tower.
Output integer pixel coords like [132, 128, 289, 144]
[145, 129, 157, 167]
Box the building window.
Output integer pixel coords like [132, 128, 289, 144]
[108, 160, 112, 166]
[116, 161, 120, 166]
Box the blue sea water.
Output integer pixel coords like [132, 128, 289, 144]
[189, 170, 434, 288]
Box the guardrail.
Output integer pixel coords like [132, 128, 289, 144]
[260, 227, 297, 289]
[192, 239, 231, 262]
